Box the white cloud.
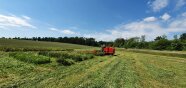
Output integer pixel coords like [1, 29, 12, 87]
[22, 15, 31, 20]
[175, 0, 186, 9]
[182, 12, 186, 17]
[148, 0, 186, 12]
[84, 32, 118, 41]
[161, 13, 171, 21]
[168, 18, 186, 32]
[49, 28, 76, 35]
[143, 16, 157, 22]
[0, 26, 6, 29]
[49, 28, 58, 31]
[61, 29, 75, 34]
[85, 13, 186, 41]
[149, 0, 169, 12]
[0, 14, 36, 29]
[86, 22, 165, 41]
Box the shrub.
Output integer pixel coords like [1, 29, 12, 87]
[9, 52, 51, 64]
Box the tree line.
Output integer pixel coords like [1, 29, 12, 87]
[113, 33, 186, 51]
[1, 33, 186, 51]
[2, 37, 110, 47]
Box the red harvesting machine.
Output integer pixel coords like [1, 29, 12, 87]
[102, 46, 115, 55]
[92, 45, 115, 56]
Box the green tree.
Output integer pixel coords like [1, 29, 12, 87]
[170, 40, 184, 51]
[114, 38, 125, 47]
[124, 37, 139, 49]
[140, 35, 146, 42]
[154, 35, 167, 41]
[174, 35, 178, 40]
[180, 33, 186, 41]
[152, 39, 171, 50]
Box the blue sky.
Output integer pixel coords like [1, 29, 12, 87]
[0, 0, 186, 41]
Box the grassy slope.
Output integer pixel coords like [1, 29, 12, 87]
[0, 39, 94, 50]
[124, 49, 186, 58]
[125, 49, 186, 54]
[0, 51, 186, 88]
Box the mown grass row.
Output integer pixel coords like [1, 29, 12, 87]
[1, 51, 186, 87]
[124, 52, 186, 88]
[125, 49, 186, 58]
[38, 51, 95, 66]
[8, 51, 95, 66]
[0, 52, 106, 88]
[9, 52, 51, 64]
[78, 50, 105, 56]
[0, 47, 73, 52]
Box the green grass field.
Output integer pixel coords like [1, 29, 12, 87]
[124, 49, 186, 58]
[0, 50, 186, 88]
[0, 39, 94, 51]
[0, 39, 185, 87]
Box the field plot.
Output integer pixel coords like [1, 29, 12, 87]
[0, 50, 186, 88]
[125, 49, 186, 58]
[0, 39, 94, 51]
